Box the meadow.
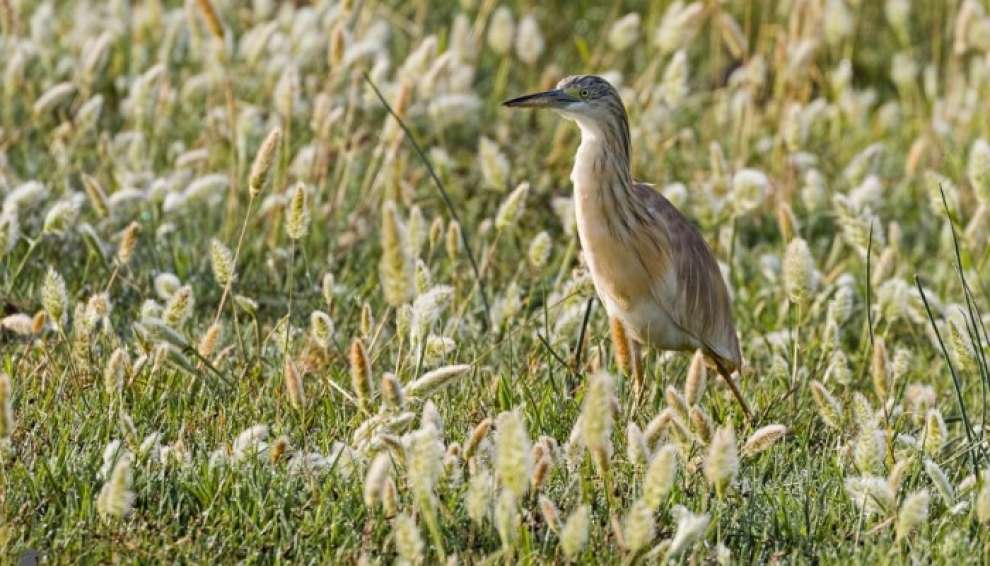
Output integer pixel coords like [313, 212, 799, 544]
[2, 0, 990, 562]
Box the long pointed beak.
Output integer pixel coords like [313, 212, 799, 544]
[502, 89, 575, 109]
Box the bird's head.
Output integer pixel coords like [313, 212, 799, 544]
[503, 75, 626, 129]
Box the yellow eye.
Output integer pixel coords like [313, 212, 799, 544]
[580, 89, 590, 98]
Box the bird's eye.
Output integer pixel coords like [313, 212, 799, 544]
[580, 89, 590, 98]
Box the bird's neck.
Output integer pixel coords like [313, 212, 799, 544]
[571, 119, 637, 238]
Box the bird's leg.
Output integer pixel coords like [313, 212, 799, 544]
[629, 338, 645, 406]
[610, 317, 645, 404]
[714, 361, 754, 423]
[609, 317, 631, 373]
[609, 317, 633, 375]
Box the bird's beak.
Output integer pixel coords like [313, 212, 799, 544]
[502, 89, 576, 109]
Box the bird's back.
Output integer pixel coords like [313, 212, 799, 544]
[630, 182, 742, 371]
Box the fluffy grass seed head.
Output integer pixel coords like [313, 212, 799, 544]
[896, 489, 929, 541]
[364, 452, 391, 508]
[479, 136, 510, 191]
[783, 237, 815, 305]
[623, 499, 655, 553]
[827, 283, 855, 326]
[487, 6, 515, 55]
[689, 406, 713, 444]
[31, 311, 46, 334]
[853, 427, 886, 475]
[97, 453, 135, 520]
[360, 302, 374, 339]
[105, 348, 129, 394]
[268, 436, 291, 464]
[742, 424, 787, 457]
[527, 231, 551, 269]
[380, 200, 415, 307]
[117, 221, 140, 265]
[42, 267, 67, 328]
[704, 425, 738, 497]
[393, 512, 424, 564]
[581, 371, 615, 475]
[406, 364, 471, 399]
[309, 311, 334, 349]
[381, 372, 405, 410]
[924, 409, 946, 456]
[210, 239, 235, 287]
[668, 506, 710, 559]
[249, 127, 280, 197]
[655, 1, 705, 54]
[845, 475, 896, 516]
[608, 13, 641, 51]
[445, 220, 462, 262]
[406, 206, 426, 257]
[684, 350, 707, 405]
[422, 401, 444, 435]
[194, 0, 224, 39]
[947, 310, 978, 374]
[81, 174, 109, 217]
[198, 322, 223, 358]
[924, 459, 954, 503]
[718, 12, 747, 58]
[560, 504, 590, 560]
[33, 82, 77, 117]
[644, 408, 674, 446]
[495, 182, 529, 231]
[495, 410, 532, 498]
[531, 451, 552, 491]
[731, 168, 769, 216]
[466, 469, 493, 525]
[491, 281, 522, 329]
[665, 385, 690, 421]
[154, 273, 181, 301]
[626, 422, 649, 466]
[349, 339, 373, 410]
[410, 285, 453, 348]
[285, 183, 310, 240]
[811, 380, 844, 429]
[464, 417, 493, 460]
[407, 424, 444, 499]
[643, 444, 678, 509]
[495, 488, 521, 551]
[162, 285, 194, 328]
[2, 314, 33, 336]
[539, 495, 561, 532]
[283, 358, 305, 410]
[871, 337, 890, 401]
[515, 15, 544, 65]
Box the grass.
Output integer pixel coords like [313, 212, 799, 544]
[2, 0, 990, 562]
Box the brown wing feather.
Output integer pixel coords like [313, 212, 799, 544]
[631, 182, 742, 371]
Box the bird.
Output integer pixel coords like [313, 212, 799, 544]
[504, 75, 752, 420]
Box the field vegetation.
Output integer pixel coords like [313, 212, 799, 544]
[2, 0, 990, 562]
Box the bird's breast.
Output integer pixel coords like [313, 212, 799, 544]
[573, 176, 651, 318]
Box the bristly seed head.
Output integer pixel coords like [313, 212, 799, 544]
[348, 338, 372, 411]
[285, 183, 310, 241]
[249, 127, 281, 197]
[495, 409, 532, 498]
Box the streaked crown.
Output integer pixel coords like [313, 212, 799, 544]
[557, 75, 621, 102]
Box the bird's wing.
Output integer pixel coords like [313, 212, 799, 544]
[630, 182, 742, 370]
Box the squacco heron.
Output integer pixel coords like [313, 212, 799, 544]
[504, 75, 752, 419]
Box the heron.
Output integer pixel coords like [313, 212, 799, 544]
[504, 75, 752, 420]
